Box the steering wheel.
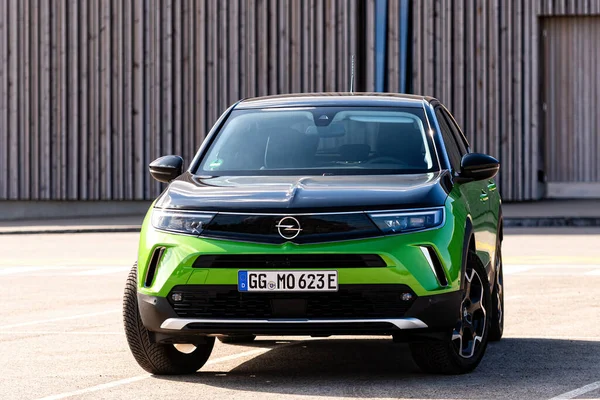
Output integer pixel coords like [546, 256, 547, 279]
[367, 156, 410, 166]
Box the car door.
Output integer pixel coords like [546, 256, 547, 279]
[435, 108, 493, 270]
[442, 108, 499, 267]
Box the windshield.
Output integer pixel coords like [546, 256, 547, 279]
[196, 106, 438, 176]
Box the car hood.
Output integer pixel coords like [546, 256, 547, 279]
[155, 171, 451, 213]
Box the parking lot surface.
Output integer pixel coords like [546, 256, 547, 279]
[1, 229, 599, 400]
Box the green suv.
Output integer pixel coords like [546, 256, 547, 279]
[123, 93, 503, 375]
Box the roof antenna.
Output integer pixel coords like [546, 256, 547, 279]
[350, 54, 355, 94]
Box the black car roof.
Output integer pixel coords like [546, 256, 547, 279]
[235, 92, 437, 109]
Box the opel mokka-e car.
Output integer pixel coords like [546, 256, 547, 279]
[123, 93, 503, 375]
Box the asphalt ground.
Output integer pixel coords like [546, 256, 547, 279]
[1, 229, 599, 400]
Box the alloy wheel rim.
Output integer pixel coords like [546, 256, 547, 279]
[452, 265, 487, 358]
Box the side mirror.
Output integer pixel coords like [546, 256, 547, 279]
[149, 155, 184, 183]
[457, 153, 499, 182]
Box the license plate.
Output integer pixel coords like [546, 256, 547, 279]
[238, 270, 338, 292]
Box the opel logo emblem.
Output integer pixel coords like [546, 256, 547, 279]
[276, 216, 302, 240]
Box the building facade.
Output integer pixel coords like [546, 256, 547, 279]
[0, 0, 598, 202]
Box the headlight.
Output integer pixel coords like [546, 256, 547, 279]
[368, 208, 444, 234]
[151, 209, 216, 235]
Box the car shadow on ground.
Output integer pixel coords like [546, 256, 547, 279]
[154, 337, 600, 399]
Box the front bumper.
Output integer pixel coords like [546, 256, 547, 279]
[138, 289, 462, 342]
[135, 204, 466, 343]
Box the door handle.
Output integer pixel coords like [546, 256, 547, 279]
[480, 191, 489, 202]
[487, 181, 497, 192]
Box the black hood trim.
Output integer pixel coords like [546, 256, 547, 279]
[155, 171, 451, 214]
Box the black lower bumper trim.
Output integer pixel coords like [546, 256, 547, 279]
[138, 287, 462, 341]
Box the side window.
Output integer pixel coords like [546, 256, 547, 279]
[435, 109, 462, 173]
[441, 108, 469, 155]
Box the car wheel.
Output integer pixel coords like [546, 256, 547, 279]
[489, 240, 504, 341]
[123, 264, 215, 375]
[217, 335, 257, 344]
[409, 250, 491, 374]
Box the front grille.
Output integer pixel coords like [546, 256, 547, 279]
[193, 254, 386, 269]
[168, 284, 416, 319]
[201, 213, 381, 244]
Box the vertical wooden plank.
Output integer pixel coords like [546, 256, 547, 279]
[173, 0, 182, 157]
[335, 0, 345, 91]
[49, 0, 60, 198]
[442, 1, 452, 107]
[152, 0, 162, 196]
[411, 0, 421, 94]
[475, 0, 487, 153]
[529, 1, 540, 198]
[304, 0, 313, 92]
[505, 0, 514, 199]
[99, 0, 111, 198]
[452, 0, 465, 127]
[364, 0, 374, 92]
[245, 0, 255, 96]
[182, 0, 192, 163]
[30, 0, 40, 199]
[238, 0, 246, 97]
[522, 0, 531, 197]
[341, 0, 349, 92]
[123, 0, 133, 198]
[133, 0, 144, 199]
[513, 0, 523, 199]
[464, 1, 475, 145]
[8, 0, 19, 198]
[325, 0, 335, 91]
[277, 0, 288, 93]
[59, 0, 67, 199]
[290, 0, 301, 93]
[211, 0, 220, 114]
[488, 0, 499, 161]
[433, 0, 442, 99]
[256, 0, 268, 96]
[348, 0, 356, 91]
[387, 0, 399, 93]
[424, 0, 435, 96]
[79, 0, 89, 199]
[0, 0, 7, 199]
[267, 0, 278, 94]
[315, 0, 324, 91]
[162, 0, 172, 156]
[203, 0, 214, 135]
[89, 0, 99, 199]
[142, 0, 152, 198]
[595, 19, 600, 180]
[542, 18, 551, 181]
[218, 0, 229, 108]
[112, 0, 123, 199]
[18, 0, 31, 199]
[194, 0, 207, 147]
[195, 0, 207, 146]
[40, 0, 51, 199]
[68, 0, 79, 199]
[229, 0, 241, 100]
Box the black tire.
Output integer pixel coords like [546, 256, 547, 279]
[217, 335, 257, 344]
[409, 250, 492, 374]
[489, 239, 504, 341]
[123, 264, 215, 375]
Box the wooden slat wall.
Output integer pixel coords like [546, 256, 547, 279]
[411, 0, 600, 201]
[542, 16, 600, 184]
[0, 0, 364, 200]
